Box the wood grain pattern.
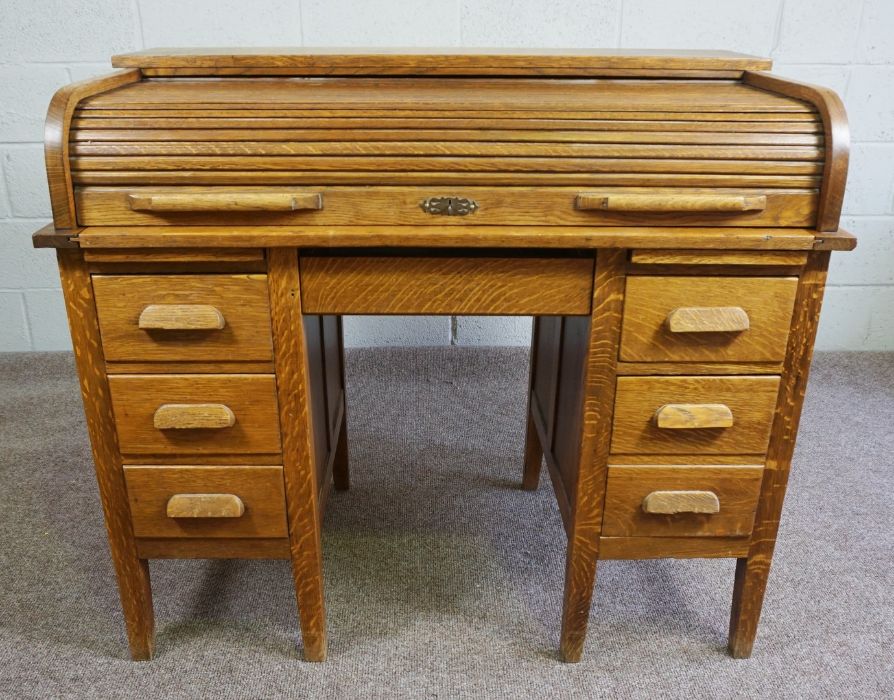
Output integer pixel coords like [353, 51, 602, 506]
[166, 493, 245, 518]
[654, 403, 734, 429]
[108, 374, 281, 455]
[138, 304, 226, 331]
[744, 72, 849, 232]
[728, 250, 831, 658]
[641, 490, 721, 515]
[152, 403, 235, 430]
[128, 191, 321, 212]
[577, 193, 766, 212]
[620, 276, 798, 362]
[300, 256, 595, 316]
[560, 249, 627, 663]
[124, 466, 287, 537]
[602, 465, 762, 537]
[93, 274, 273, 362]
[83, 247, 264, 264]
[629, 249, 808, 266]
[76, 225, 820, 251]
[44, 69, 141, 228]
[136, 537, 290, 559]
[617, 361, 783, 376]
[666, 306, 750, 334]
[267, 247, 328, 662]
[56, 249, 155, 660]
[110, 48, 773, 74]
[611, 376, 780, 455]
[75, 186, 817, 229]
[598, 536, 750, 559]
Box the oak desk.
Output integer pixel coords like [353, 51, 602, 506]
[33, 49, 854, 662]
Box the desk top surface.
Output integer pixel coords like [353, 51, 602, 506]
[111, 48, 772, 75]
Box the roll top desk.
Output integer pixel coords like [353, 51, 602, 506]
[33, 49, 854, 662]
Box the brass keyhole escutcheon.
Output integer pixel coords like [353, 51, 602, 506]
[420, 196, 479, 216]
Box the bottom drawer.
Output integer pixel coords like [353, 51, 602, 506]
[124, 465, 288, 538]
[602, 465, 763, 538]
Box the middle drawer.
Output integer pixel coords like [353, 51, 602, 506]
[611, 376, 780, 455]
[109, 374, 282, 456]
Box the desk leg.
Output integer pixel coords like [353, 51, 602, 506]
[58, 250, 155, 660]
[559, 250, 626, 662]
[522, 318, 543, 490]
[728, 250, 829, 658]
[268, 248, 328, 662]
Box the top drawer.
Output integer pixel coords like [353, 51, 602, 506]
[93, 274, 273, 363]
[73, 186, 818, 228]
[620, 276, 799, 363]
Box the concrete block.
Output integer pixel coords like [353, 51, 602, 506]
[0, 292, 31, 351]
[460, 0, 619, 48]
[343, 316, 451, 347]
[621, 0, 779, 56]
[0, 220, 60, 289]
[139, 0, 301, 47]
[0, 64, 70, 142]
[846, 66, 894, 142]
[0, 0, 139, 63]
[772, 64, 850, 97]
[816, 285, 894, 351]
[3, 146, 52, 218]
[829, 217, 894, 286]
[840, 144, 894, 217]
[455, 316, 532, 346]
[774, 0, 862, 64]
[0, 160, 10, 218]
[856, 0, 894, 64]
[68, 63, 115, 83]
[23, 289, 71, 351]
[302, 0, 460, 47]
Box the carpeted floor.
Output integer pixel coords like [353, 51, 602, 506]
[0, 348, 891, 699]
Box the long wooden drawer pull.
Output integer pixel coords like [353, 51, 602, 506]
[153, 403, 236, 430]
[655, 403, 734, 429]
[642, 490, 720, 515]
[138, 304, 226, 331]
[576, 193, 766, 213]
[127, 192, 323, 212]
[166, 493, 245, 518]
[666, 306, 750, 333]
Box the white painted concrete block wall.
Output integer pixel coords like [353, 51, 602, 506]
[1, 0, 891, 351]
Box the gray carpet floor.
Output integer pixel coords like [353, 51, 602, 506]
[0, 348, 891, 699]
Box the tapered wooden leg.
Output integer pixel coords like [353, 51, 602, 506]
[560, 535, 600, 662]
[559, 250, 627, 662]
[268, 248, 328, 661]
[332, 316, 350, 491]
[58, 249, 155, 660]
[728, 555, 772, 658]
[728, 251, 831, 659]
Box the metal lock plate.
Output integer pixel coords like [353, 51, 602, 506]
[420, 196, 479, 216]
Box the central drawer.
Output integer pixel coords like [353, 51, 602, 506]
[109, 374, 282, 456]
[300, 254, 595, 315]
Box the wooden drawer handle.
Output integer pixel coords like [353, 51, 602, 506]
[666, 306, 750, 333]
[642, 490, 720, 515]
[153, 403, 236, 430]
[127, 192, 323, 212]
[655, 403, 734, 429]
[166, 493, 245, 518]
[138, 304, 226, 331]
[576, 193, 766, 213]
